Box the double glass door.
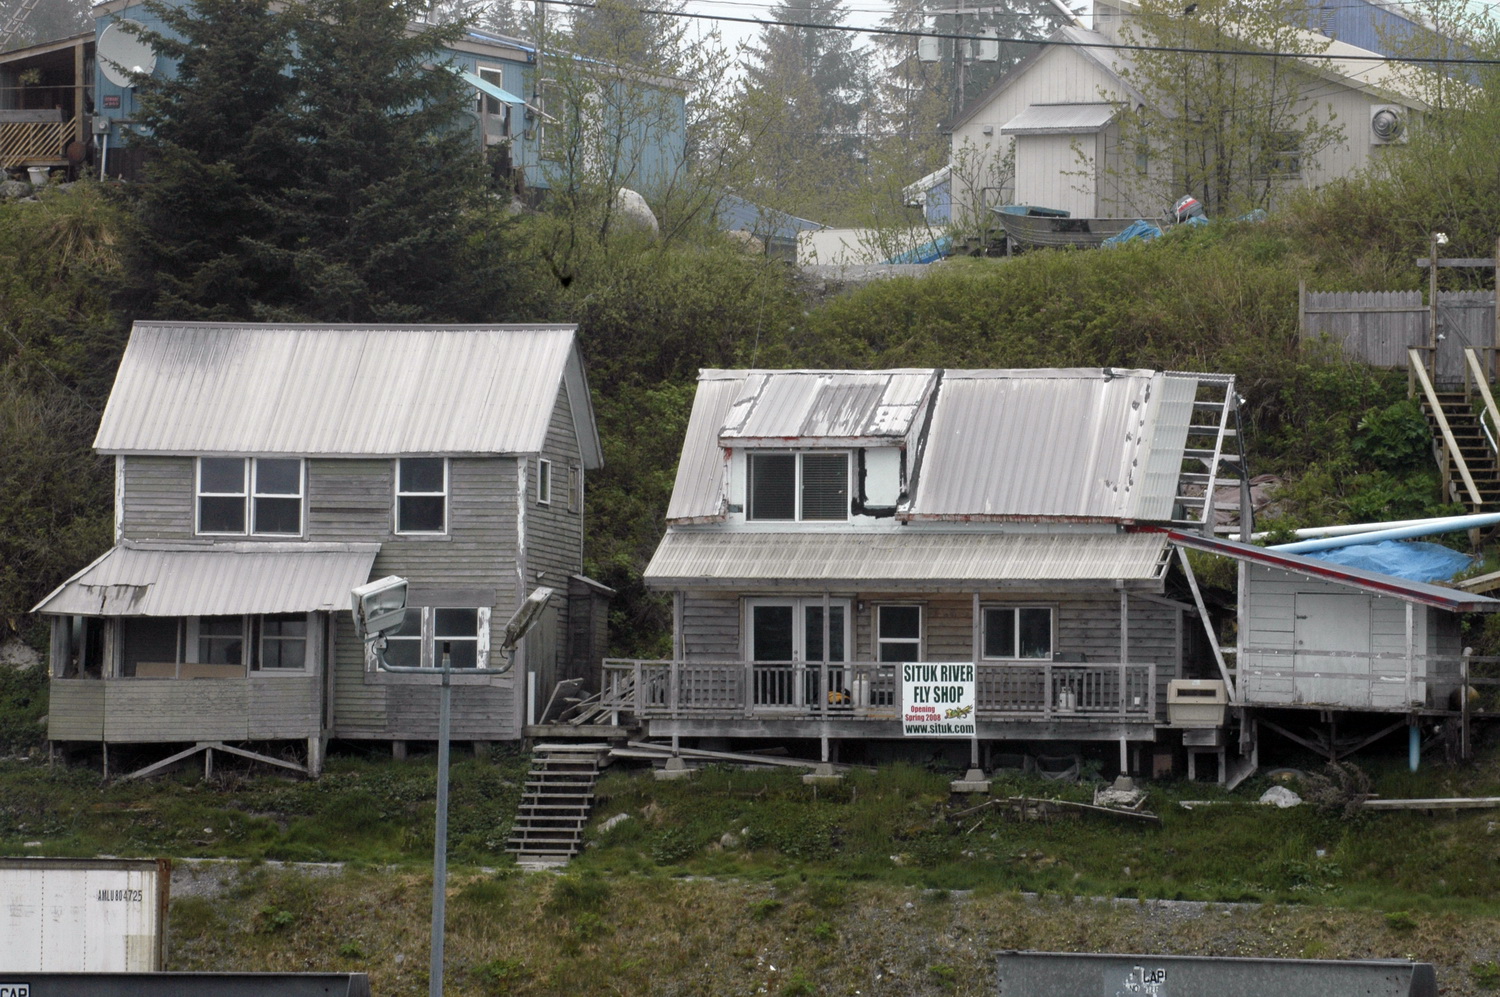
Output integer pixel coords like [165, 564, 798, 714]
[748, 599, 850, 707]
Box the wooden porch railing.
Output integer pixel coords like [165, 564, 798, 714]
[600, 659, 1157, 723]
[0, 114, 75, 169]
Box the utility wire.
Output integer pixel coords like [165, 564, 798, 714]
[543, 0, 1500, 63]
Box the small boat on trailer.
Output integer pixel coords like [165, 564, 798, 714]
[992, 204, 1139, 251]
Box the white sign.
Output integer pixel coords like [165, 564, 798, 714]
[901, 662, 976, 736]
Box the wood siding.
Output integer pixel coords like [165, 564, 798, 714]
[333, 457, 524, 741]
[1241, 565, 1460, 709]
[107, 403, 592, 743]
[524, 386, 588, 703]
[675, 588, 1181, 724]
[49, 676, 321, 742]
[120, 457, 194, 540]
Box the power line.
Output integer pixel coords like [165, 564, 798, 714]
[543, 0, 1500, 62]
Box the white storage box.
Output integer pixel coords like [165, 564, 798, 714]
[1167, 679, 1227, 727]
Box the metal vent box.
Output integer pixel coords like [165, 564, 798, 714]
[1167, 679, 1227, 727]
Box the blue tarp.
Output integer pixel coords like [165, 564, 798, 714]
[1302, 540, 1472, 583]
[1102, 220, 1162, 247]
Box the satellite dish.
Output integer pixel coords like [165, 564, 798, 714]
[97, 20, 158, 88]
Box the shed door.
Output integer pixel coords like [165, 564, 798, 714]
[1294, 593, 1371, 707]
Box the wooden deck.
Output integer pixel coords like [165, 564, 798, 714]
[49, 675, 322, 743]
[601, 659, 1156, 731]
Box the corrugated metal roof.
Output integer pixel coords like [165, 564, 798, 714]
[909, 369, 1186, 521]
[1168, 531, 1500, 613]
[643, 530, 1168, 588]
[1135, 374, 1198, 522]
[665, 372, 744, 522]
[32, 542, 380, 617]
[1001, 102, 1117, 135]
[721, 369, 938, 446]
[94, 323, 601, 462]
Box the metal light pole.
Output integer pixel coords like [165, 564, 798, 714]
[352, 579, 555, 997]
[429, 641, 452, 997]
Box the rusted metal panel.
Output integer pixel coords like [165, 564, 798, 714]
[93, 323, 600, 464]
[719, 369, 937, 445]
[33, 542, 379, 616]
[643, 530, 1170, 588]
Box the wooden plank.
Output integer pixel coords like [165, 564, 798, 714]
[1417, 258, 1496, 268]
[1363, 797, 1500, 810]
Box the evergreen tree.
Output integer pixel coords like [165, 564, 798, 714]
[128, 0, 516, 323]
[740, 0, 872, 222]
[250, 0, 494, 322]
[128, 0, 300, 319]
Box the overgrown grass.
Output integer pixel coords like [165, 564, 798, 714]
[165, 864, 1500, 997]
[0, 749, 528, 865]
[578, 751, 1500, 915]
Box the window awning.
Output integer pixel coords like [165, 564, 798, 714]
[458, 69, 525, 106]
[643, 530, 1169, 589]
[1002, 102, 1117, 136]
[33, 542, 381, 617]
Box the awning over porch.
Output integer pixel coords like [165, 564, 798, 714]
[32, 542, 381, 616]
[643, 530, 1169, 589]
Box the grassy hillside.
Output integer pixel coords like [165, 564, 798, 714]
[7, 747, 1500, 995]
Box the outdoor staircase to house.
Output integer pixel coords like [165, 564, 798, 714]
[1170, 373, 1248, 534]
[1419, 389, 1500, 513]
[505, 743, 608, 868]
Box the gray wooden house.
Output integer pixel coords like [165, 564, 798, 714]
[34, 322, 604, 777]
[615, 366, 1245, 771]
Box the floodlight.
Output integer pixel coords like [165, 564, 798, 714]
[500, 586, 555, 652]
[351, 576, 409, 639]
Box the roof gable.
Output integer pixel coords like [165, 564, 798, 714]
[95, 322, 602, 464]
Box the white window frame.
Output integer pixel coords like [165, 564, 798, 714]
[981, 605, 1056, 661]
[367, 605, 491, 670]
[250, 458, 304, 536]
[257, 612, 315, 672]
[537, 458, 552, 505]
[743, 597, 852, 663]
[876, 603, 923, 663]
[476, 64, 512, 140]
[182, 613, 315, 674]
[195, 457, 304, 537]
[395, 457, 449, 535]
[745, 450, 851, 523]
[196, 457, 248, 536]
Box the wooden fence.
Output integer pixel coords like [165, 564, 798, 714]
[1300, 286, 1496, 383]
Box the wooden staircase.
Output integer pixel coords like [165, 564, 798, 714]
[1411, 348, 1500, 515]
[1419, 390, 1500, 512]
[505, 743, 607, 868]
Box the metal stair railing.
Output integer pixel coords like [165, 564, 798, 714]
[1410, 347, 1485, 508]
[1464, 347, 1500, 462]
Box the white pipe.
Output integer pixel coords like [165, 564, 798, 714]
[1270, 512, 1500, 554]
[1251, 512, 1500, 543]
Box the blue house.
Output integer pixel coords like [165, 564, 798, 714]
[9, 0, 685, 194]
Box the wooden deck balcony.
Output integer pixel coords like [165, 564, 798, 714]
[600, 659, 1157, 724]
